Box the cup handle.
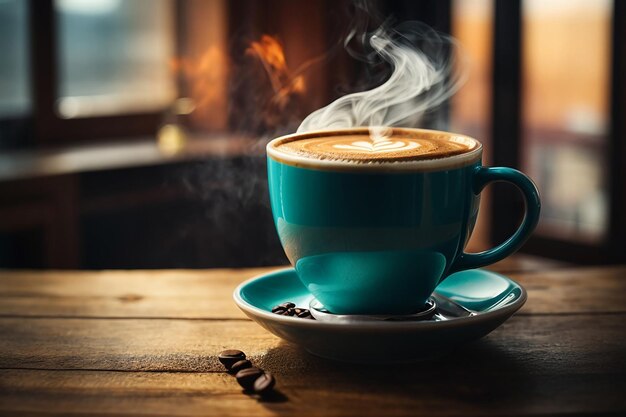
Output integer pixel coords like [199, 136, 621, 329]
[449, 166, 541, 273]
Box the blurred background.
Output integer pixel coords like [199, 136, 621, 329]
[0, 0, 624, 269]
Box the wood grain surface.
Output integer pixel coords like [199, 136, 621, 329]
[0, 257, 625, 416]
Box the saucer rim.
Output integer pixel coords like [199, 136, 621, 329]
[233, 267, 527, 331]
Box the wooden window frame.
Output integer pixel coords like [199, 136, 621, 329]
[28, 0, 174, 147]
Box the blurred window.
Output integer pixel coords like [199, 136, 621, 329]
[451, 0, 493, 252]
[0, 0, 30, 118]
[55, 0, 176, 118]
[522, 0, 612, 242]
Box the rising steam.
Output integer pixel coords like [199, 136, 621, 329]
[297, 23, 465, 138]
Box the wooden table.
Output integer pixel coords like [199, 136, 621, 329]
[1, 258, 625, 416]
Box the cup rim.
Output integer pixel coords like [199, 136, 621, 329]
[266, 127, 483, 173]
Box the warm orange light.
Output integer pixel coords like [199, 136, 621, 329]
[173, 47, 228, 112]
[248, 35, 287, 72]
[246, 35, 306, 108]
[171, 46, 229, 130]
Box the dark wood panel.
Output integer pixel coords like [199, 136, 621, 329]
[0, 146, 288, 269]
[0, 175, 80, 268]
[609, 0, 626, 262]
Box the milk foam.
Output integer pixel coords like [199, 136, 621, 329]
[267, 128, 482, 172]
[274, 133, 475, 162]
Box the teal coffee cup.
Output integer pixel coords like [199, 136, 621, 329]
[266, 128, 540, 315]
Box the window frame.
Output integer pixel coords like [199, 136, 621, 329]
[28, 0, 177, 146]
[490, 0, 626, 264]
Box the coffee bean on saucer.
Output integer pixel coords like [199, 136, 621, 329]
[296, 309, 312, 319]
[279, 302, 295, 309]
[279, 308, 295, 316]
[218, 349, 246, 369]
[229, 359, 252, 374]
[236, 367, 264, 390]
[271, 305, 286, 314]
[253, 372, 276, 395]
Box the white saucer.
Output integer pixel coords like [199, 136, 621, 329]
[233, 268, 526, 362]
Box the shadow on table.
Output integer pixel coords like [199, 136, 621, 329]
[257, 338, 535, 410]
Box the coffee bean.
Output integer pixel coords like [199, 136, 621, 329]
[296, 309, 312, 319]
[236, 367, 264, 390]
[229, 359, 252, 374]
[271, 305, 315, 320]
[271, 306, 286, 314]
[279, 302, 295, 309]
[253, 372, 276, 395]
[218, 349, 246, 369]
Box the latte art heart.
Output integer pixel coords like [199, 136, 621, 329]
[334, 139, 420, 153]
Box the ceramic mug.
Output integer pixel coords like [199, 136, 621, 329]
[266, 128, 540, 315]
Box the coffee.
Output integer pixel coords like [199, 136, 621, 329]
[269, 128, 478, 164]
